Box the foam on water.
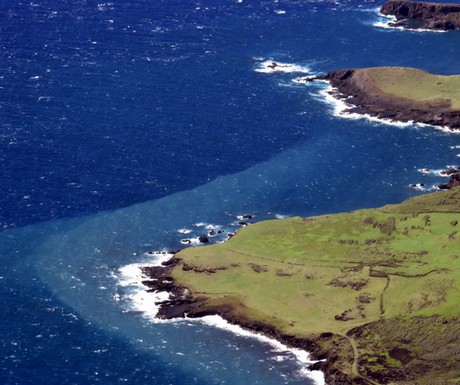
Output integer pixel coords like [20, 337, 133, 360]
[316, 84, 417, 127]
[116, 258, 325, 385]
[180, 236, 207, 245]
[197, 316, 325, 384]
[372, 11, 448, 33]
[305, 82, 460, 134]
[408, 183, 438, 192]
[177, 228, 193, 234]
[417, 168, 456, 176]
[4, 2, 460, 384]
[116, 252, 176, 318]
[255, 60, 311, 74]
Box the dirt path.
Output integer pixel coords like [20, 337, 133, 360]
[342, 334, 383, 385]
[380, 275, 391, 317]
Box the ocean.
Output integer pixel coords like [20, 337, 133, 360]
[1, 1, 459, 384]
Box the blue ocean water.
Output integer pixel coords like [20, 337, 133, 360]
[1, 1, 459, 384]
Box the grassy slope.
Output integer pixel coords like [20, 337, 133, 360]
[172, 187, 460, 384]
[366, 67, 460, 110]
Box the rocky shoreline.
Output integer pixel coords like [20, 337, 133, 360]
[135, 191, 460, 385]
[140, 256, 358, 385]
[380, 0, 460, 31]
[303, 68, 460, 131]
[438, 166, 460, 189]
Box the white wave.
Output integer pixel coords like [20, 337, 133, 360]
[124, 287, 170, 319]
[255, 60, 311, 74]
[192, 222, 208, 227]
[274, 10, 286, 15]
[236, 215, 253, 221]
[449, 145, 460, 149]
[417, 168, 442, 176]
[408, 183, 437, 192]
[116, 256, 325, 384]
[373, 13, 447, 33]
[177, 228, 193, 234]
[316, 85, 414, 127]
[310, 83, 460, 133]
[197, 315, 325, 384]
[417, 168, 432, 175]
[230, 221, 249, 227]
[417, 168, 458, 177]
[117, 252, 175, 319]
[274, 213, 289, 219]
[180, 236, 208, 245]
[204, 224, 221, 230]
[118, 252, 174, 287]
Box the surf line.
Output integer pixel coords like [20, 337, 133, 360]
[294, 77, 459, 135]
[116, 251, 325, 385]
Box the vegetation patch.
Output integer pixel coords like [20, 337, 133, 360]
[367, 67, 460, 110]
[167, 188, 460, 384]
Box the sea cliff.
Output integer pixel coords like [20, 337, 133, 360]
[380, 0, 460, 30]
[312, 67, 460, 130]
[140, 188, 460, 384]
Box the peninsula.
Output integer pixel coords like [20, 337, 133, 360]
[308, 67, 460, 131]
[380, 0, 460, 31]
[143, 187, 460, 384]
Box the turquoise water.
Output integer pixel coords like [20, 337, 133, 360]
[1, 1, 460, 384]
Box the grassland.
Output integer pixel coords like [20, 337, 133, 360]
[367, 67, 460, 110]
[170, 187, 460, 384]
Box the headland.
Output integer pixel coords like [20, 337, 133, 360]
[142, 187, 460, 385]
[304, 67, 460, 131]
[380, 0, 460, 31]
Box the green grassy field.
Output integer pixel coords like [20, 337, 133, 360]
[171, 187, 460, 384]
[367, 67, 460, 110]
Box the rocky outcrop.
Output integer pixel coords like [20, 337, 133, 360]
[139, 259, 358, 383]
[438, 168, 460, 189]
[313, 68, 460, 131]
[380, 0, 460, 30]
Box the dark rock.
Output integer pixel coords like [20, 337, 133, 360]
[440, 166, 460, 176]
[381, 0, 460, 31]
[137, 257, 359, 385]
[198, 235, 209, 243]
[312, 68, 460, 131]
[438, 173, 460, 189]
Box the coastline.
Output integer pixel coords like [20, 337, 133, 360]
[118, 252, 327, 385]
[380, 0, 460, 31]
[124, 188, 460, 385]
[130, 254, 372, 385]
[300, 68, 460, 132]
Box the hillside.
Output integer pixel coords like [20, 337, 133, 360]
[150, 188, 460, 384]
